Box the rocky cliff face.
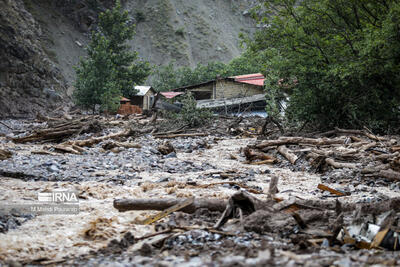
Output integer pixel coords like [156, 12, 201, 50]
[0, 0, 68, 118]
[0, 0, 256, 118]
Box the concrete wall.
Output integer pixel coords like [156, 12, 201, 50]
[215, 80, 263, 99]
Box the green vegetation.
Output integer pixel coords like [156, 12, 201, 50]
[152, 52, 265, 92]
[135, 10, 146, 22]
[164, 92, 213, 127]
[247, 0, 400, 132]
[73, 1, 150, 112]
[175, 27, 185, 36]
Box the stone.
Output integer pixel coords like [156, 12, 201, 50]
[47, 164, 59, 173]
[164, 152, 177, 158]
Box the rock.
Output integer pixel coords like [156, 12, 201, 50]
[138, 242, 153, 256]
[47, 164, 59, 173]
[158, 141, 175, 155]
[164, 152, 177, 158]
[125, 163, 133, 168]
[157, 177, 169, 183]
[0, 0, 68, 118]
[244, 210, 294, 234]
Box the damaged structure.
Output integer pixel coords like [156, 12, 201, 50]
[117, 86, 156, 115]
[171, 73, 266, 112]
[130, 86, 156, 111]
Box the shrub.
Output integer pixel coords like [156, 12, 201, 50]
[162, 92, 212, 127]
[175, 27, 185, 36]
[135, 10, 145, 22]
[179, 92, 213, 127]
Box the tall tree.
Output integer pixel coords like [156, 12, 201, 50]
[74, 0, 151, 112]
[248, 0, 400, 132]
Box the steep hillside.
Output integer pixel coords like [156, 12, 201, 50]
[126, 0, 257, 67]
[0, 0, 69, 118]
[0, 0, 256, 117]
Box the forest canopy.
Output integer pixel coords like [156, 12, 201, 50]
[247, 0, 400, 132]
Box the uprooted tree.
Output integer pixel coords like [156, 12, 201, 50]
[73, 0, 151, 113]
[248, 0, 400, 133]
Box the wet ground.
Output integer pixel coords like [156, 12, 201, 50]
[1, 118, 400, 266]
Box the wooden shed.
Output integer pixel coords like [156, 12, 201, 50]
[130, 86, 156, 111]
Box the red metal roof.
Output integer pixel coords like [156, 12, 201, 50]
[160, 92, 184, 99]
[230, 73, 265, 86]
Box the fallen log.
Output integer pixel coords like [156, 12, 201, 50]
[12, 118, 102, 143]
[349, 141, 370, 148]
[256, 136, 345, 149]
[243, 147, 275, 161]
[197, 182, 263, 194]
[318, 128, 386, 141]
[114, 198, 227, 213]
[31, 150, 57, 156]
[63, 129, 135, 147]
[71, 144, 87, 153]
[247, 159, 277, 165]
[101, 140, 141, 150]
[325, 158, 358, 169]
[374, 152, 399, 162]
[361, 164, 390, 174]
[375, 170, 400, 181]
[152, 125, 188, 136]
[53, 145, 82, 155]
[277, 145, 298, 164]
[334, 127, 386, 141]
[154, 133, 208, 138]
[310, 148, 358, 161]
[360, 142, 377, 151]
[391, 146, 400, 153]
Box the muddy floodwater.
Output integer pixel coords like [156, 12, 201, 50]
[1, 117, 400, 266]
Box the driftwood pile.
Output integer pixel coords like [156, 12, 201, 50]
[9, 116, 149, 155]
[115, 185, 400, 251]
[244, 128, 400, 181]
[12, 117, 103, 144]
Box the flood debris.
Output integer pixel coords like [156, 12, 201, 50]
[244, 131, 400, 183]
[2, 116, 400, 266]
[317, 183, 350, 196]
[338, 210, 400, 251]
[154, 133, 208, 139]
[12, 117, 103, 143]
[157, 141, 175, 155]
[140, 197, 195, 225]
[0, 149, 12, 160]
[114, 197, 227, 214]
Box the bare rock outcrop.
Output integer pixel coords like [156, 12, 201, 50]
[0, 0, 69, 118]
